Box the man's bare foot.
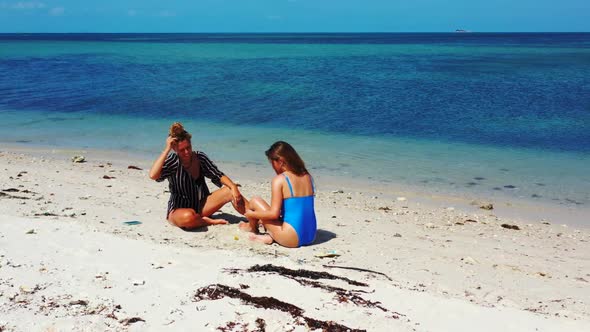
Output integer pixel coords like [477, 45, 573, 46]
[238, 221, 256, 233]
[203, 216, 229, 225]
[248, 233, 273, 245]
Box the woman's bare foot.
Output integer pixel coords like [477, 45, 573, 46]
[203, 216, 229, 225]
[248, 233, 273, 245]
[238, 221, 256, 233]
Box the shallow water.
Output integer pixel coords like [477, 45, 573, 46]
[1, 109, 588, 210]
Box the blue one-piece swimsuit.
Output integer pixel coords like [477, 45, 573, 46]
[281, 173, 317, 247]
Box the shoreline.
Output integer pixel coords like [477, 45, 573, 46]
[1, 146, 589, 330]
[3, 143, 588, 228]
[1, 105, 588, 216]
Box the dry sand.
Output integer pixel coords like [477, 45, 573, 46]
[0, 147, 589, 331]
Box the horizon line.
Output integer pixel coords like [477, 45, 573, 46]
[1, 31, 590, 34]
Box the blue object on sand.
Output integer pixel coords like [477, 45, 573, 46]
[123, 221, 142, 225]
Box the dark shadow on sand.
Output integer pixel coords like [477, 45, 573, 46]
[180, 213, 245, 232]
[313, 229, 337, 245]
[213, 212, 247, 225]
[181, 226, 209, 233]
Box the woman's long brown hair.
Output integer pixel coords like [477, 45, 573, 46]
[265, 141, 308, 176]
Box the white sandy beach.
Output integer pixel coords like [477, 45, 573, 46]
[1, 147, 589, 331]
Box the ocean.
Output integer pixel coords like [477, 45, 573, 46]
[1, 33, 589, 208]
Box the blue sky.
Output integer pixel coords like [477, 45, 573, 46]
[0, 0, 588, 33]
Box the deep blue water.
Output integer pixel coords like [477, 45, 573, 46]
[1, 33, 589, 153]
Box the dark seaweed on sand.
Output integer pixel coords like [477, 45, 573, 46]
[194, 284, 365, 332]
[195, 264, 409, 330]
[231, 264, 368, 287]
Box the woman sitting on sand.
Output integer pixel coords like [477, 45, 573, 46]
[149, 122, 245, 229]
[240, 141, 317, 247]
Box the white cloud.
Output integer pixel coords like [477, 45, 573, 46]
[49, 6, 63, 16]
[0, 1, 46, 10]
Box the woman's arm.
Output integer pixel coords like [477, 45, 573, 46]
[219, 175, 244, 206]
[199, 152, 244, 206]
[149, 136, 175, 180]
[247, 176, 283, 221]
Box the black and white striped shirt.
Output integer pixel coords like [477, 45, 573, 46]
[157, 151, 225, 217]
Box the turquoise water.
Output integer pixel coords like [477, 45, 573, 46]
[1, 109, 588, 208]
[0, 33, 589, 208]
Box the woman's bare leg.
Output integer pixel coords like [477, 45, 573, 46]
[168, 208, 209, 229]
[248, 233, 274, 244]
[168, 187, 233, 229]
[203, 186, 249, 220]
[256, 220, 299, 248]
[199, 186, 236, 223]
[168, 185, 251, 229]
[239, 196, 299, 247]
[239, 196, 269, 232]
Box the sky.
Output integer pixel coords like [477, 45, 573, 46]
[0, 0, 589, 33]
